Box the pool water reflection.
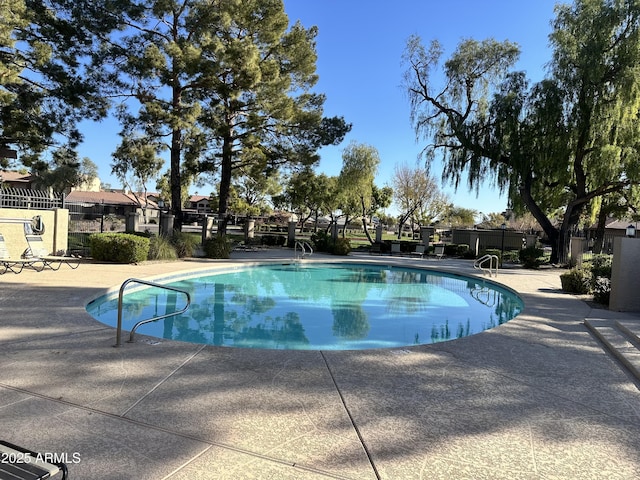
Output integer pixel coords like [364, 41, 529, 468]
[87, 263, 523, 350]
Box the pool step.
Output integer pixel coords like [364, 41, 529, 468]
[584, 318, 640, 382]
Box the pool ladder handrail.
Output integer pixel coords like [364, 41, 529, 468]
[114, 278, 191, 347]
[473, 254, 499, 277]
[470, 285, 498, 307]
[295, 240, 313, 260]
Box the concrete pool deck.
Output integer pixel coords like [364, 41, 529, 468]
[1, 250, 640, 479]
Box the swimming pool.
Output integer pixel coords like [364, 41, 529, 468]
[87, 262, 523, 350]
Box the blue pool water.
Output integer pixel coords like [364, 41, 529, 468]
[87, 263, 523, 350]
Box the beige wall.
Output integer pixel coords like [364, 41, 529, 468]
[610, 237, 640, 312]
[0, 208, 69, 258]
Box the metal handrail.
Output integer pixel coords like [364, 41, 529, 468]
[470, 286, 498, 307]
[114, 278, 191, 347]
[295, 240, 313, 259]
[473, 254, 499, 277]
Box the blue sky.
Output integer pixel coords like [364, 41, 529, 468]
[77, 0, 560, 217]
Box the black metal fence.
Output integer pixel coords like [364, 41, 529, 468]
[66, 201, 126, 256]
[0, 188, 128, 256]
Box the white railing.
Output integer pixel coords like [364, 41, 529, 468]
[473, 254, 499, 277]
[115, 278, 191, 347]
[295, 240, 313, 260]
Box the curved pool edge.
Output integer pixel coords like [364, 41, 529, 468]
[85, 256, 523, 304]
[85, 256, 526, 351]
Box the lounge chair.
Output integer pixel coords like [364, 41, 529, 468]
[0, 233, 43, 274]
[391, 243, 402, 255]
[0, 440, 68, 479]
[23, 234, 80, 271]
[432, 244, 445, 260]
[410, 244, 426, 258]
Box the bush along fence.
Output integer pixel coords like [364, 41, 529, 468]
[560, 254, 612, 305]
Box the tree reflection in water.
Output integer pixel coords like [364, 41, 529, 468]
[91, 264, 523, 349]
[332, 305, 369, 340]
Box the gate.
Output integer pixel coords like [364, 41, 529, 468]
[66, 202, 126, 256]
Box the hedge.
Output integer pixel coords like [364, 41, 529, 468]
[89, 233, 150, 263]
[203, 234, 232, 259]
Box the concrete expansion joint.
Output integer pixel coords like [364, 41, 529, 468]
[0, 379, 353, 480]
[119, 344, 207, 417]
[320, 351, 382, 480]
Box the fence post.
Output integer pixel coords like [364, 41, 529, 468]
[569, 237, 588, 267]
[159, 212, 175, 236]
[55, 208, 69, 254]
[287, 221, 296, 246]
[202, 215, 214, 243]
[126, 212, 140, 232]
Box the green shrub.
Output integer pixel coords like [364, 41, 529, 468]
[586, 254, 612, 305]
[587, 255, 612, 284]
[560, 268, 590, 294]
[203, 234, 232, 259]
[519, 247, 545, 269]
[502, 250, 520, 264]
[447, 243, 476, 259]
[130, 230, 152, 238]
[148, 235, 178, 261]
[443, 244, 457, 256]
[461, 248, 477, 259]
[330, 237, 351, 255]
[261, 234, 287, 247]
[309, 231, 351, 255]
[89, 233, 150, 263]
[592, 277, 611, 305]
[171, 230, 199, 258]
[481, 248, 503, 265]
[245, 237, 261, 246]
[311, 231, 332, 252]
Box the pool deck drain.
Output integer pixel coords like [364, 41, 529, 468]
[1, 251, 640, 479]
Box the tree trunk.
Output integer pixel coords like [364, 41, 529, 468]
[518, 175, 560, 262]
[342, 215, 350, 238]
[593, 205, 608, 254]
[299, 211, 313, 233]
[170, 127, 183, 231]
[396, 215, 411, 240]
[396, 204, 419, 240]
[550, 197, 587, 265]
[217, 132, 233, 236]
[170, 65, 183, 231]
[360, 196, 374, 244]
[362, 217, 374, 243]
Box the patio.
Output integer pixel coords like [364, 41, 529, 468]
[1, 251, 639, 479]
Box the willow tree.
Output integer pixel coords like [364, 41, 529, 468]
[404, 0, 640, 264]
[337, 142, 382, 243]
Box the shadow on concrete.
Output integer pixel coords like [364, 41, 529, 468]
[1, 261, 640, 479]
